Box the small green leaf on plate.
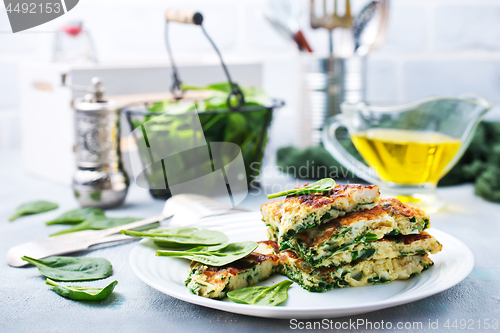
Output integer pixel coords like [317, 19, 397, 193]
[9, 200, 59, 222]
[227, 280, 293, 306]
[46, 208, 105, 225]
[46, 278, 118, 301]
[155, 241, 258, 267]
[22, 256, 113, 281]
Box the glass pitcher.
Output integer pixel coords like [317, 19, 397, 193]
[322, 94, 492, 213]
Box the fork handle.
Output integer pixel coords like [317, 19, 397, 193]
[88, 233, 134, 246]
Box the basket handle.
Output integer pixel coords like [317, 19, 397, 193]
[165, 9, 203, 25]
[164, 9, 245, 110]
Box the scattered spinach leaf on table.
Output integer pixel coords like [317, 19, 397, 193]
[9, 200, 58, 222]
[267, 178, 337, 199]
[46, 278, 118, 301]
[46, 208, 105, 225]
[227, 280, 293, 306]
[21, 256, 113, 281]
[156, 241, 258, 266]
[120, 227, 229, 248]
[50, 217, 141, 236]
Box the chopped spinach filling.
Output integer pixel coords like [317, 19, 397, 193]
[400, 249, 428, 256]
[288, 231, 379, 268]
[388, 229, 401, 236]
[367, 276, 390, 284]
[352, 248, 376, 262]
[282, 202, 375, 242]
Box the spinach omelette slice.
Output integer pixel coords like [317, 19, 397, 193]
[284, 198, 431, 268]
[279, 249, 434, 292]
[185, 241, 281, 299]
[298, 232, 440, 269]
[261, 184, 380, 243]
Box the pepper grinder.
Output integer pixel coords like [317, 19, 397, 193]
[71, 77, 129, 208]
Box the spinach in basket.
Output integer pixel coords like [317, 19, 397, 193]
[128, 83, 275, 197]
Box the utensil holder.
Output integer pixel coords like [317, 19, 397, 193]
[300, 55, 366, 147]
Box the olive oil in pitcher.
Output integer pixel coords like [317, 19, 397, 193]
[351, 129, 461, 185]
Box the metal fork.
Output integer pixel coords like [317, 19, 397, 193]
[310, 0, 353, 55]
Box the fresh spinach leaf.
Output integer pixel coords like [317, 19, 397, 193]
[267, 178, 336, 199]
[9, 200, 58, 221]
[155, 241, 258, 266]
[46, 278, 118, 301]
[227, 280, 293, 306]
[120, 227, 229, 248]
[50, 217, 140, 236]
[46, 208, 105, 225]
[22, 256, 113, 281]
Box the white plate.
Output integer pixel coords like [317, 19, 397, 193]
[129, 212, 474, 319]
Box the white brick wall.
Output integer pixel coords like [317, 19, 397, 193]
[365, 0, 500, 113]
[1, 0, 500, 149]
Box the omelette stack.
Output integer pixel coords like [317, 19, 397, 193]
[261, 184, 442, 292]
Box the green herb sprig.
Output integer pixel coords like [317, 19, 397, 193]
[46, 278, 118, 301]
[227, 280, 293, 306]
[267, 178, 336, 199]
[156, 241, 257, 267]
[9, 200, 58, 221]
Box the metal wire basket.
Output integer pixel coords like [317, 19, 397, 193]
[122, 10, 284, 198]
[124, 99, 283, 199]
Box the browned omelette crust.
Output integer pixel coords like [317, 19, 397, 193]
[384, 232, 443, 253]
[296, 198, 428, 249]
[261, 200, 284, 223]
[295, 205, 387, 247]
[189, 241, 280, 281]
[283, 184, 380, 210]
[379, 198, 429, 222]
[260, 240, 280, 253]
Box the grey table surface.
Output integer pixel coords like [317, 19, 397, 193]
[1, 151, 499, 333]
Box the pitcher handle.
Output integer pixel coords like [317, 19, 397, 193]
[322, 115, 380, 184]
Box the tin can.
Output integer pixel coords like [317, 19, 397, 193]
[301, 55, 365, 147]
